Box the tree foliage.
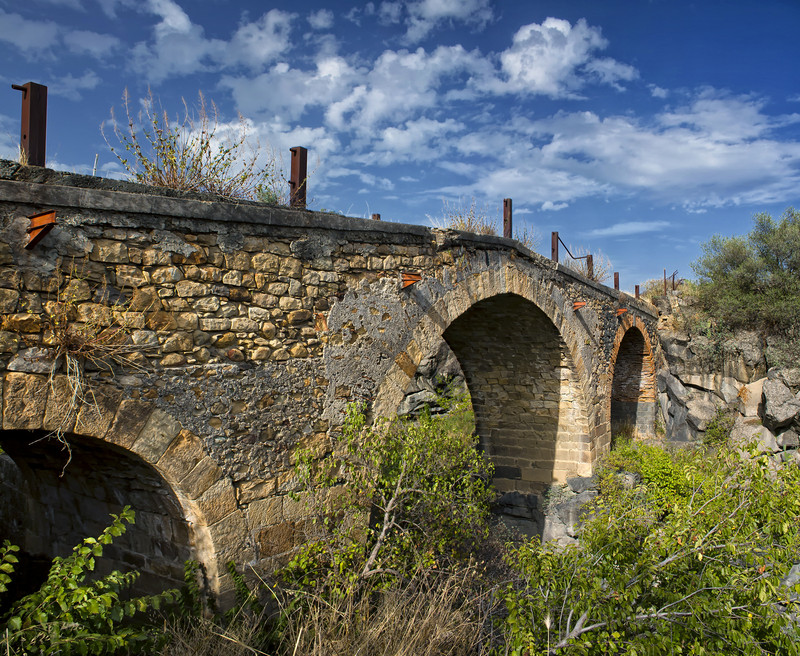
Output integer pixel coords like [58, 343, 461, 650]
[500, 444, 800, 655]
[691, 207, 800, 337]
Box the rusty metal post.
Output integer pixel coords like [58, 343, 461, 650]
[12, 82, 47, 167]
[503, 198, 512, 239]
[551, 232, 559, 263]
[614, 272, 620, 290]
[372, 213, 381, 221]
[635, 284, 640, 299]
[289, 146, 307, 209]
[663, 268, 667, 296]
[586, 254, 594, 280]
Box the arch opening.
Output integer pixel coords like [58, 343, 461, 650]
[441, 293, 591, 536]
[610, 327, 657, 441]
[0, 430, 194, 601]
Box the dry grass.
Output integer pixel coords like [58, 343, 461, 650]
[429, 198, 541, 251]
[279, 565, 492, 656]
[563, 246, 612, 283]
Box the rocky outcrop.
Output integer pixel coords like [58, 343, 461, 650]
[654, 292, 799, 465]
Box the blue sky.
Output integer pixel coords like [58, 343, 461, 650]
[2, 0, 799, 291]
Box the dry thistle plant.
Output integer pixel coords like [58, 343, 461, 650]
[428, 197, 541, 251]
[563, 245, 613, 283]
[16, 144, 28, 166]
[103, 88, 284, 202]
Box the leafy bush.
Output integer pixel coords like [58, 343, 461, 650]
[285, 395, 493, 594]
[704, 408, 736, 446]
[104, 89, 283, 202]
[691, 208, 800, 360]
[0, 507, 177, 655]
[500, 445, 800, 655]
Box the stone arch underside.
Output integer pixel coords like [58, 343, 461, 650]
[610, 324, 657, 439]
[0, 430, 191, 594]
[443, 293, 592, 496]
[0, 372, 250, 598]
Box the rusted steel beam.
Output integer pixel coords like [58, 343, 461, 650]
[25, 210, 56, 249]
[289, 146, 307, 209]
[635, 284, 640, 299]
[663, 268, 667, 296]
[586, 254, 594, 280]
[12, 82, 47, 167]
[551, 232, 558, 263]
[372, 213, 381, 221]
[503, 198, 512, 239]
[614, 272, 619, 290]
[401, 272, 422, 288]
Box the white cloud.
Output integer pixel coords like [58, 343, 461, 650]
[541, 201, 568, 211]
[585, 221, 670, 237]
[308, 9, 334, 30]
[48, 70, 101, 100]
[0, 10, 59, 54]
[490, 18, 637, 98]
[404, 0, 494, 42]
[63, 29, 120, 58]
[649, 84, 668, 99]
[131, 2, 295, 81]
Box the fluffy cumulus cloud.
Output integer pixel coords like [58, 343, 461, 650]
[308, 8, 334, 30]
[492, 18, 637, 97]
[48, 70, 101, 100]
[0, 10, 61, 54]
[131, 1, 295, 81]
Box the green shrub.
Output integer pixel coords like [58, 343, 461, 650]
[704, 408, 736, 446]
[284, 395, 493, 595]
[500, 446, 800, 655]
[0, 507, 177, 655]
[691, 208, 800, 364]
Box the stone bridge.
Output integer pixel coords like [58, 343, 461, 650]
[0, 163, 659, 599]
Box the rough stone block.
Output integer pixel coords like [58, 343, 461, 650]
[3, 373, 48, 430]
[247, 496, 283, 528]
[180, 456, 224, 499]
[157, 429, 206, 483]
[131, 409, 182, 463]
[197, 479, 238, 526]
[74, 386, 121, 439]
[737, 378, 766, 418]
[106, 399, 153, 449]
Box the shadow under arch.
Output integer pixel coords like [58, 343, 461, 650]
[609, 318, 657, 441]
[0, 372, 250, 600]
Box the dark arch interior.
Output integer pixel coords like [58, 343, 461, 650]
[0, 430, 193, 602]
[611, 328, 656, 440]
[443, 293, 591, 535]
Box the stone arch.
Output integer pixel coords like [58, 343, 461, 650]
[374, 264, 596, 493]
[0, 372, 249, 597]
[608, 316, 657, 441]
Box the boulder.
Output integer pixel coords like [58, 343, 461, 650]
[768, 367, 800, 394]
[762, 379, 800, 431]
[686, 395, 720, 432]
[777, 429, 799, 449]
[666, 403, 693, 442]
[736, 377, 766, 418]
[717, 377, 742, 405]
[658, 369, 689, 404]
[721, 331, 767, 383]
[730, 415, 778, 454]
[7, 347, 55, 374]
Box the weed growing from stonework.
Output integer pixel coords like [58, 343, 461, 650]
[103, 88, 284, 202]
[38, 265, 154, 466]
[0, 507, 178, 655]
[428, 197, 541, 251]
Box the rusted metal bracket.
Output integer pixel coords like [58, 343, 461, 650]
[289, 146, 307, 209]
[372, 213, 381, 221]
[401, 272, 422, 289]
[503, 198, 512, 239]
[25, 210, 56, 249]
[12, 82, 47, 167]
[573, 301, 586, 311]
[616, 308, 628, 317]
